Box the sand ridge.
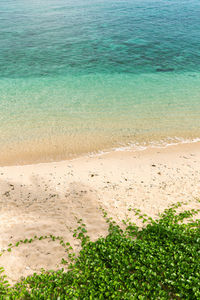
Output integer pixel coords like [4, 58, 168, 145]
[0, 142, 200, 284]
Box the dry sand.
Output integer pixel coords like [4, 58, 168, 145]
[0, 142, 200, 284]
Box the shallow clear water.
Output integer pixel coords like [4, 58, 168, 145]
[0, 0, 200, 164]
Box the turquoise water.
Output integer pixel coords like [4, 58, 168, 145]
[0, 0, 200, 164]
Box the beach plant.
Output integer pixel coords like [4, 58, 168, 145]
[0, 202, 200, 299]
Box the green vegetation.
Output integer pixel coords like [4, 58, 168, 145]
[0, 202, 200, 299]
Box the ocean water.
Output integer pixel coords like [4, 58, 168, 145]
[0, 0, 200, 165]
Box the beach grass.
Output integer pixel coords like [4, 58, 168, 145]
[0, 202, 200, 299]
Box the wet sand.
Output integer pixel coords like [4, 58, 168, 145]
[0, 142, 200, 284]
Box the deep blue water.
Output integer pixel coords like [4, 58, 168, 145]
[1, 0, 200, 77]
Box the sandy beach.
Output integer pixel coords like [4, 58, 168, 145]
[0, 142, 200, 284]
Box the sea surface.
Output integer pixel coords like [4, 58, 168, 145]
[0, 0, 200, 165]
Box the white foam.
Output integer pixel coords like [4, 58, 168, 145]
[86, 136, 200, 159]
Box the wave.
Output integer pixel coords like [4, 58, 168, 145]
[87, 137, 200, 158]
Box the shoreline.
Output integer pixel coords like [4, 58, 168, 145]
[1, 137, 200, 168]
[0, 141, 200, 283]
